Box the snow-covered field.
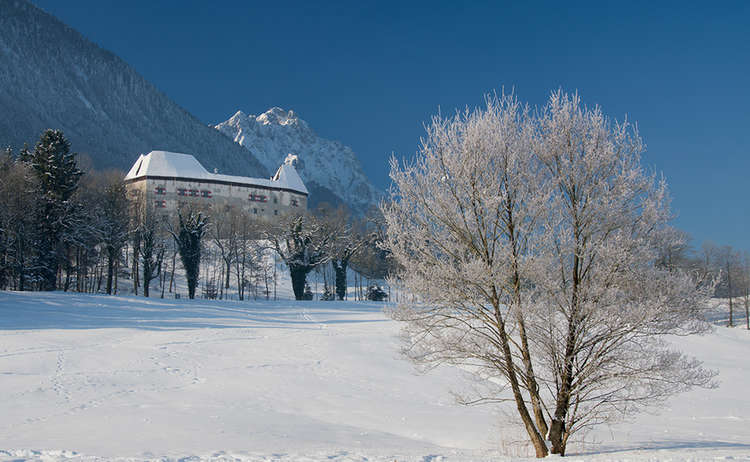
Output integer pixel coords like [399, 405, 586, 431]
[0, 291, 748, 461]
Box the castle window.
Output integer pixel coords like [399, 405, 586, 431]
[189, 189, 199, 197]
[253, 208, 258, 214]
[201, 190, 212, 198]
[274, 210, 278, 215]
[177, 188, 187, 196]
[291, 198, 299, 207]
[249, 193, 268, 202]
[154, 200, 166, 208]
[154, 186, 166, 195]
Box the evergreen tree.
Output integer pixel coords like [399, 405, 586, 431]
[18, 144, 32, 163]
[30, 130, 82, 290]
[170, 207, 208, 299]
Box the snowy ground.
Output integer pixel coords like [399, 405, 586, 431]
[0, 291, 749, 461]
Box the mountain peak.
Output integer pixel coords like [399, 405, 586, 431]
[230, 110, 247, 120]
[257, 107, 297, 126]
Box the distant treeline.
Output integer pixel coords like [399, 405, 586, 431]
[0, 130, 394, 301]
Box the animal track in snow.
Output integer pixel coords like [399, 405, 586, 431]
[50, 351, 71, 402]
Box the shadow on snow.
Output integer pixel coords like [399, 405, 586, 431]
[571, 439, 750, 456]
[0, 291, 389, 331]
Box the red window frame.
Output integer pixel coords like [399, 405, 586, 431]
[154, 186, 166, 195]
[201, 190, 212, 198]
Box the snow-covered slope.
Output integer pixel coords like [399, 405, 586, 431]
[0, 0, 268, 178]
[216, 108, 381, 214]
[0, 291, 749, 461]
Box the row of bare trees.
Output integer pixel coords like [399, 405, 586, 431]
[656, 235, 750, 328]
[128, 201, 393, 302]
[262, 203, 393, 301]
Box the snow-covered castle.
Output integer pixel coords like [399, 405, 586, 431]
[124, 151, 308, 218]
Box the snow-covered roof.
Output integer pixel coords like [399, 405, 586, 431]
[272, 154, 308, 195]
[124, 150, 308, 195]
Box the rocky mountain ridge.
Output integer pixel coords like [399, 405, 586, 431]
[216, 108, 381, 213]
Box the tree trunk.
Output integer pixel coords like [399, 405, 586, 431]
[106, 249, 115, 295]
[492, 297, 548, 458]
[727, 265, 734, 327]
[549, 248, 582, 456]
[169, 250, 176, 293]
[333, 259, 348, 301]
[273, 255, 277, 301]
[132, 247, 139, 296]
[549, 308, 578, 456]
[290, 266, 308, 301]
[508, 223, 548, 438]
[187, 276, 196, 299]
[63, 255, 72, 292]
[143, 263, 151, 298]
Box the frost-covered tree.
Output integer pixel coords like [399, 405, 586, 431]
[716, 245, 742, 327]
[350, 208, 397, 282]
[99, 174, 129, 294]
[532, 91, 714, 454]
[136, 207, 165, 298]
[265, 213, 333, 301]
[232, 210, 257, 301]
[169, 207, 209, 299]
[211, 208, 242, 295]
[741, 251, 750, 330]
[317, 204, 368, 300]
[62, 175, 104, 293]
[0, 149, 39, 290]
[383, 91, 715, 457]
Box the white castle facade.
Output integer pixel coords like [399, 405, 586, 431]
[124, 151, 308, 218]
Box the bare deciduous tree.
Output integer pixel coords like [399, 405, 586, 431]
[265, 212, 333, 301]
[717, 245, 742, 327]
[317, 204, 368, 300]
[212, 208, 237, 294]
[137, 207, 165, 298]
[383, 91, 715, 457]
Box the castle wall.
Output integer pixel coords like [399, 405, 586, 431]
[125, 176, 307, 220]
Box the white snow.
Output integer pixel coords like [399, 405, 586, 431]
[0, 292, 748, 461]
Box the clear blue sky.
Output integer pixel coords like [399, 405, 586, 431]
[34, 0, 750, 251]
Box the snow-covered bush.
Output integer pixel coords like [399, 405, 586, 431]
[366, 285, 388, 302]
